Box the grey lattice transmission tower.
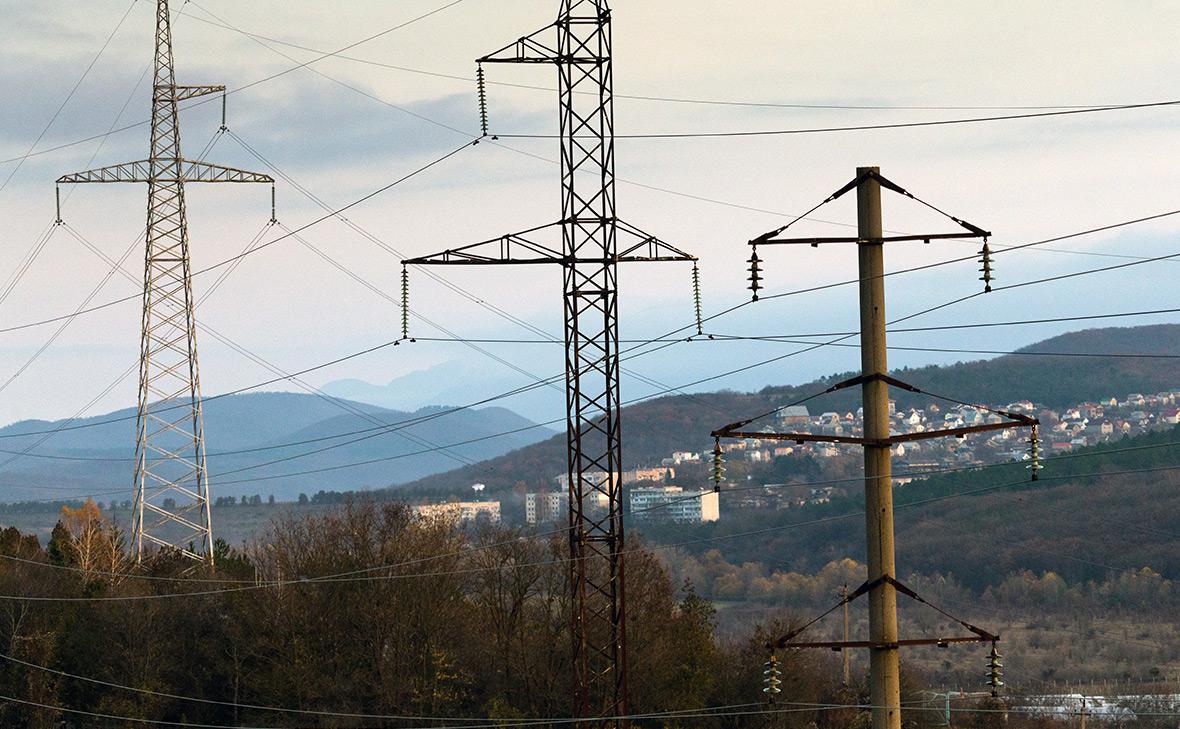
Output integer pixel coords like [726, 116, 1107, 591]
[56, 0, 274, 563]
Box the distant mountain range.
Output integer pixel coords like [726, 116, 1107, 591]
[322, 360, 564, 423]
[0, 392, 556, 503]
[400, 324, 1180, 492]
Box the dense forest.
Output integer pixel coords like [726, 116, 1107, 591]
[1, 497, 1179, 725]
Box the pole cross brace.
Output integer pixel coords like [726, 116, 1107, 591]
[751, 169, 991, 246]
[769, 573, 998, 651]
[711, 371, 1038, 440]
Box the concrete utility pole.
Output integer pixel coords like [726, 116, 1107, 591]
[714, 165, 1035, 713]
[857, 167, 902, 729]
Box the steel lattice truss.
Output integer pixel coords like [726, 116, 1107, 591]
[404, 1, 694, 723]
[56, 0, 273, 564]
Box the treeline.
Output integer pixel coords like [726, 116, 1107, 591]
[0, 499, 874, 729]
[3, 500, 1179, 726]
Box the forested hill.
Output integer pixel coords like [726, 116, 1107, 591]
[638, 424, 1180, 592]
[404, 323, 1180, 492]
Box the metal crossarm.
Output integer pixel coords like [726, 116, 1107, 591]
[751, 169, 991, 247]
[57, 159, 273, 185]
[768, 574, 999, 652]
[168, 84, 224, 102]
[404, 220, 695, 266]
[54, 0, 274, 565]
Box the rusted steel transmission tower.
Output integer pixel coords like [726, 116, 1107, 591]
[56, 0, 274, 564]
[404, 1, 695, 721]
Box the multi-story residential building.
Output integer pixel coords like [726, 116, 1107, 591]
[524, 491, 569, 525]
[413, 501, 501, 525]
[629, 486, 720, 523]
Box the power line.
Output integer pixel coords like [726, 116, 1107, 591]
[497, 100, 1180, 139]
[8, 434, 1180, 598]
[2, 210, 1176, 482]
[174, 10, 1126, 113]
[0, 139, 476, 337]
[0, 654, 766, 725]
[0, 0, 471, 169]
[0, 0, 139, 191]
[9, 447, 1180, 602]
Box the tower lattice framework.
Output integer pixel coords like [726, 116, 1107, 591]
[404, 1, 695, 722]
[57, 0, 273, 563]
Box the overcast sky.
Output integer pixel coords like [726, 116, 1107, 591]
[1, 0, 1178, 425]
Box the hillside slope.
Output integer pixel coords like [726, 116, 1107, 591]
[638, 425, 1180, 591]
[402, 324, 1180, 492]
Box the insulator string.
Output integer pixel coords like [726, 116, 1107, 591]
[712, 437, 725, 488]
[692, 263, 703, 336]
[401, 265, 410, 342]
[979, 237, 994, 293]
[748, 248, 762, 302]
[763, 652, 782, 703]
[1027, 424, 1042, 480]
[987, 640, 1004, 696]
[476, 63, 489, 137]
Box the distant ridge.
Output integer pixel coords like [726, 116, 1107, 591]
[0, 391, 556, 503]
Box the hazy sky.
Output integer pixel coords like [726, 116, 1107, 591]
[1, 0, 1179, 425]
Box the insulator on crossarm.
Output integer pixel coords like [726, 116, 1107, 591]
[1027, 425, 1043, 481]
[476, 63, 489, 137]
[748, 248, 763, 302]
[987, 640, 1004, 697]
[763, 652, 782, 703]
[692, 263, 704, 336]
[978, 238, 994, 293]
[712, 438, 725, 490]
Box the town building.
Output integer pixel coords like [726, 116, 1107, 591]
[525, 491, 569, 525]
[413, 501, 501, 525]
[629, 486, 720, 523]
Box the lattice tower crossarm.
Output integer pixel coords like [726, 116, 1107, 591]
[55, 0, 273, 564]
[404, 1, 694, 724]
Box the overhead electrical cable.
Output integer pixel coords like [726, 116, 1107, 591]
[8, 459, 1180, 602]
[0, 0, 139, 191]
[3, 211, 1177, 478]
[175, 9, 1121, 112]
[496, 100, 1180, 139]
[0, 0, 471, 168]
[8, 434, 1180, 587]
[0, 138, 476, 337]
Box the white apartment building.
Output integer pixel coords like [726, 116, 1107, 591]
[629, 486, 720, 523]
[413, 501, 501, 525]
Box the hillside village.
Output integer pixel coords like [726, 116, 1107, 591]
[409, 388, 1180, 528]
